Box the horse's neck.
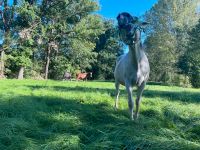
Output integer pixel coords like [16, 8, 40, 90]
[128, 42, 142, 70]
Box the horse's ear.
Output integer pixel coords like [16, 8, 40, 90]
[117, 13, 122, 21]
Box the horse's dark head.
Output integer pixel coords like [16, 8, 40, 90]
[117, 12, 138, 28]
[117, 12, 149, 45]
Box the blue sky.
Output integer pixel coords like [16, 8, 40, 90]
[97, 0, 158, 52]
[98, 0, 158, 19]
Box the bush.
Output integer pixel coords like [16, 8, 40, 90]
[190, 71, 200, 88]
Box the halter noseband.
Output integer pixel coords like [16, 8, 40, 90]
[118, 23, 142, 43]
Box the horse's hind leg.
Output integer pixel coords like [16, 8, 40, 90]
[134, 82, 146, 120]
[114, 81, 120, 110]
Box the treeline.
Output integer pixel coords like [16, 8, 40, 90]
[0, 0, 200, 88]
[145, 0, 200, 88]
[0, 0, 123, 80]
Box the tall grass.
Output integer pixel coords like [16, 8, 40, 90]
[0, 79, 199, 149]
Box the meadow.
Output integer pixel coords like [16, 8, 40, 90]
[0, 79, 200, 150]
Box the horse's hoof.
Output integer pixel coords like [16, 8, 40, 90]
[114, 106, 118, 111]
[133, 114, 139, 120]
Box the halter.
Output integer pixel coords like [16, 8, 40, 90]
[118, 23, 142, 44]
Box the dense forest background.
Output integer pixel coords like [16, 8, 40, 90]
[0, 0, 200, 88]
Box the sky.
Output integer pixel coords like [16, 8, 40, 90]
[97, 0, 158, 52]
[98, 0, 158, 19]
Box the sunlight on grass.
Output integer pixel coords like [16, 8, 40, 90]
[0, 79, 199, 149]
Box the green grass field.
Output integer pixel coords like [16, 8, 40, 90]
[0, 80, 200, 150]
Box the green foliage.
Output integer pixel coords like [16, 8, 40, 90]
[35, 0, 105, 79]
[1, 0, 106, 79]
[145, 32, 177, 82]
[92, 21, 124, 80]
[6, 38, 35, 78]
[11, 47, 32, 67]
[0, 80, 200, 149]
[15, 2, 39, 28]
[66, 14, 105, 71]
[74, 15, 105, 42]
[49, 56, 73, 80]
[1, 0, 199, 85]
[2, 1, 40, 79]
[179, 19, 200, 88]
[145, 0, 199, 84]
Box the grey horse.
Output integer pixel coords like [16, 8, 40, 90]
[114, 12, 150, 120]
[63, 72, 72, 80]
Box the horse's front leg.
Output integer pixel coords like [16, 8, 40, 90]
[125, 81, 134, 120]
[135, 81, 146, 120]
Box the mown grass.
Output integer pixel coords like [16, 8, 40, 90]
[0, 79, 199, 150]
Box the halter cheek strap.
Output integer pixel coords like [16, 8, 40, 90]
[118, 25, 142, 44]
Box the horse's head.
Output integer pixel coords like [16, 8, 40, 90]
[117, 12, 149, 45]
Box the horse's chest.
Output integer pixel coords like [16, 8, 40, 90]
[125, 71, 137, 84]
[125, 69, 143, 86]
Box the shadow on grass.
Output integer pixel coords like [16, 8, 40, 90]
[144, 89, 200, 104]
[0, 94, 132, 149]
[27, 85, 200, 104]
[0, 93, 199, 149]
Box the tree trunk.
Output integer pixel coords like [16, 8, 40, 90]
[18, 66, 24, 79]
[44, 45, 51, 79]
[0, 50, 5, 78]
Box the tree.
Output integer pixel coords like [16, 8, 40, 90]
[92, 20, 124, 80]
[13, 1, 39, 79]
[0, 0, 106, 80]
[39, 0, 105, 79]
[145, 0, 199, 84]
[0, 0, 39, 79]
[179, 19, 200, 88]
[0, 0, 17, 78]
[145, 32, 177, 82]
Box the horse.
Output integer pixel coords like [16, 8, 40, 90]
[63, 72, 72, 80]
[114, 12, 150, 120]
[76, 72, 92, 81]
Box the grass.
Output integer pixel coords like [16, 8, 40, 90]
[0, 79, 200, 150]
